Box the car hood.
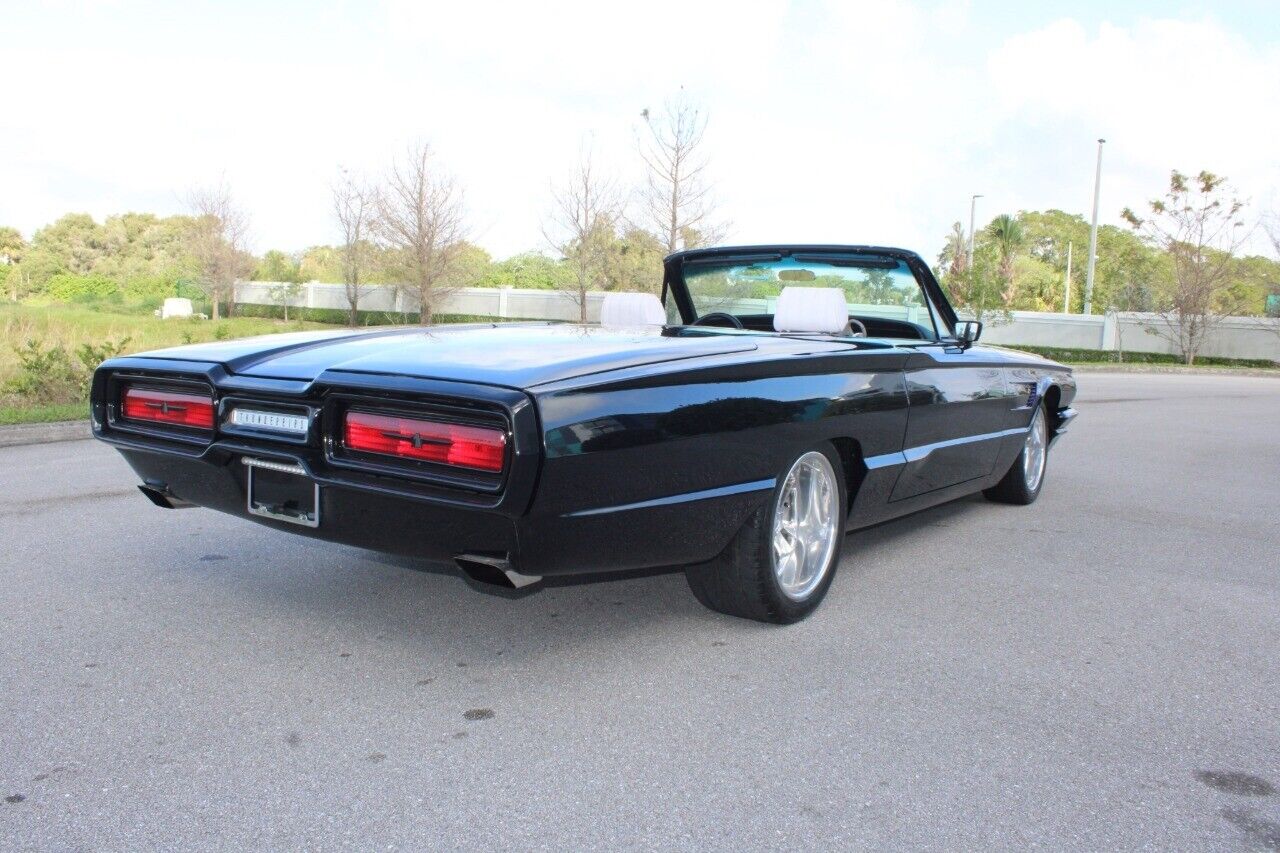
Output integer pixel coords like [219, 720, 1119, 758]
[135, 323, 763, 388]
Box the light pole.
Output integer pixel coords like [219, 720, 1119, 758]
[967, 194, 983, 266]
[1063, 240, 1073, 313]
[1083, 138, 1105, 315]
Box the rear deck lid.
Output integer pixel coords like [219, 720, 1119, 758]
[140, 324, 759, 388]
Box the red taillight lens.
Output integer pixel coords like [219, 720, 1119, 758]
[343, 411, 507, 473]
[122, 386, 215, 429]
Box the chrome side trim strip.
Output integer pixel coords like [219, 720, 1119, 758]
[901, 426, 1031, 463]
[570, 423, 1037, 517]
[568, 478, 776, 518]
[865, 451, 907, 470]
[865, 425, 1032, 470]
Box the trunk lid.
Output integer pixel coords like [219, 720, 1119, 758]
[139, 323, 760, 388]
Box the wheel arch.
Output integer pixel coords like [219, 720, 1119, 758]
[828, 436, 867, 514]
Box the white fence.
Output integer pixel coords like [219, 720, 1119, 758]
[976, 310, 1280, 362]
[236, 282, 1280, 363]
[235, 280, 609, 322]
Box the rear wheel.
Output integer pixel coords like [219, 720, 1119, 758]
[685, 444, 847, 623]
[984, 404, 1048, 505]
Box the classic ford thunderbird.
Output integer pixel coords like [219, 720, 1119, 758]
[91, 245, 1076, 622]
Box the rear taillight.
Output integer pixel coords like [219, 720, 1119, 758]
[343, 411, 507, 473]
[121, 385, 215, 429]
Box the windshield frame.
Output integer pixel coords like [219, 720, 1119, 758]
[662, 245, 959, 341]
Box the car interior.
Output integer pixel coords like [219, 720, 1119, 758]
[599, 288, 939, 341]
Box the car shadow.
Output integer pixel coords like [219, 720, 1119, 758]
[366, 551, 685, 598]
[177, 490, 994, 671]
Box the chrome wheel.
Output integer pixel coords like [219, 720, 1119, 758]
[772, 451, 840, 601]
[1023, 407, 1047, 492]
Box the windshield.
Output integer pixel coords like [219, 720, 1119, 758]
[680, 255, 943, 340]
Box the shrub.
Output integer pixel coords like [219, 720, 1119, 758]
[4, 335, 132, 404]
[121, 275, 178, 306]
[4, 339, 78, 403]
[74, 336, 131, 396]
[46, 273, 121, 303]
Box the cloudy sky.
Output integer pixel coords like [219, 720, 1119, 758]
[3, 0, 1278, 261]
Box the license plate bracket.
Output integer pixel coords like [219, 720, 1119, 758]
[244, 458, 319, 528]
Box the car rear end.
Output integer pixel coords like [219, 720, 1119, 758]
[91, 357, 542, 575]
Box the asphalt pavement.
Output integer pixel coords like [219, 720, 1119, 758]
[1, 372, 1278, 850]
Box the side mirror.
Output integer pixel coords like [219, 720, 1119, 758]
[952, 320, 982, 349]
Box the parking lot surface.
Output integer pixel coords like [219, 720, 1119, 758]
[2, 372, 1278, 850]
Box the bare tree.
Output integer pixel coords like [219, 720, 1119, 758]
[1122, 170, 1248, 365]
[1266, 209, 1280, 275]
[186, 179, 252, 321]
[544, 146, 622, 323]
[1261, 210, 1280, 330]
[333, 168, 376, 326]
[375, 142, 467, 325]
[637, 91, 725, 255]
[938, 221, 967, 278]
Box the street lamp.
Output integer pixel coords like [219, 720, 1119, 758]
[1083, 138, 1105, 315]
[967, 194, 983, 265]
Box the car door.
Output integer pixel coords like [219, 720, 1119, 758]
[888, 343, 1019, 501]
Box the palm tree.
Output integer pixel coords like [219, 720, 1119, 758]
[985, 214, 1025, 305]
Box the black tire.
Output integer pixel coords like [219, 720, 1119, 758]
[685, 443, 848, 624]
[984, 404, 1049, 505]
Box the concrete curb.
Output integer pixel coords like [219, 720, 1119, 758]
[1070, 364, 1280, 378]
[0, 420, 93, 449]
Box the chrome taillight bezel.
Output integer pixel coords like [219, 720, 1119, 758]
[106, 373, 217, 447]
[322, 393, 511, 494]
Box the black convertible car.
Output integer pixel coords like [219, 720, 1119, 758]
[91, 245, 1076, 623]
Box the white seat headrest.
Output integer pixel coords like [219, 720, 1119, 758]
[772, 287, 849, 334]
[600, 292, 666, 327]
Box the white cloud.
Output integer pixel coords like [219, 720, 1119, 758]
[0, 1, 1277, 261]
[986, 16, 1280, 250]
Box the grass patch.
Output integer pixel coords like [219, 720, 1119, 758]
[0, 303, 332, 388]
[0, 302, 551, 426]
[0, 402, 87, 425]
[1005, 344, 1278, 369]
[0, 303, 336, 426]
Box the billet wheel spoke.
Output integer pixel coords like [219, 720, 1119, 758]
[772, 451, 841, 602]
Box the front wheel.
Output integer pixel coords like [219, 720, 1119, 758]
[685, 444, 847, 623]
[984, 405, 1049, 505]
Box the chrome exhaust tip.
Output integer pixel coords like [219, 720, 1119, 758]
[138, 482, 195, 509]
[454, 553, 542, 590]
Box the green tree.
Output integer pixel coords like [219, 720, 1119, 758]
[297, 245, 344, 283]
[480, 252, 572, 290]
[443, 242, 492, 290]
[603, 226, 664, 294]
[254, 249, 303, 283]
[939, 241, 1007, 323]
[0, 226, 24, 265]
[24, 213, 107, 286]
[1228, 254, 1280, 316]
[0, 226, 26, 301]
